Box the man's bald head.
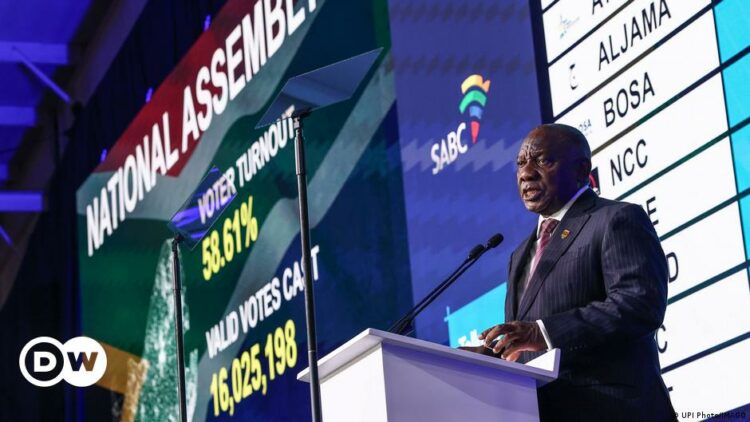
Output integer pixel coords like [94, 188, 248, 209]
[528, 124, 591, 160]
[516, 124, 592, 215]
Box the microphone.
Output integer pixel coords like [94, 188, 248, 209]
[486, 233, 503, 249]
[389, 233, 504, 335]
[468, 244, 486, 260]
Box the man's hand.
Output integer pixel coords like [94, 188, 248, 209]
[457, 345, 498, 357]
[478, 321, 546, 362]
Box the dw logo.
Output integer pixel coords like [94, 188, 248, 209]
[19, 336, 107, 387]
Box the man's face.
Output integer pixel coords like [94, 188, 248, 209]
[516, 128, 585, 216]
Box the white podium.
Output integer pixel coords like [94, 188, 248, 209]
[298, 328, 560, 422]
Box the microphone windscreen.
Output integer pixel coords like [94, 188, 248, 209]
[486, 233, 504, 248]
[468, 244, 486, 260]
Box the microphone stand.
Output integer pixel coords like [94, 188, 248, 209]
[171, 234, 188, 422]
[390, 233, 504, 336]
[292, 112, 323, 422]
[390, 245, 487, 335]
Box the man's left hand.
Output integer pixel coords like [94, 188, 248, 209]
[478, 321, 546, 362]
[457, 345, 499, 357]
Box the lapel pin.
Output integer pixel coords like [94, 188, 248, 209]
[561, 229, 570, 239]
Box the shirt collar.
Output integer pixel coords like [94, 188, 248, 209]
[536, 185, 590, 237]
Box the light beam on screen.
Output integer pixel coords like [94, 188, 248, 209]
[0, 225, 12, 247]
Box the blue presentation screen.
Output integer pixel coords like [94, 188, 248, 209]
[388, 0, 542, 346]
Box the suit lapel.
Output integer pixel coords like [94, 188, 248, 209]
[507, 229, 536, 321]
[516, 190, 597, 320]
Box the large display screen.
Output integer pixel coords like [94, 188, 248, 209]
[530, 0, 750, 418]
[76, 1, 413, 420]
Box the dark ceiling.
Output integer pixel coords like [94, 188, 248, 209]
[0, 0, 109, 182]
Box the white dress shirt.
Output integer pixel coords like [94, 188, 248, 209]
[520, 185, 590, 350]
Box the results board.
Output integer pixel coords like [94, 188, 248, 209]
[530, 0, 750, 419]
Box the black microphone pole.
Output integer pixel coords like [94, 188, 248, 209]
[389, 245, 483, 335]
[292, 113, 323, 422]
[390, 245, 484, 335]
[413, 234, 503, 319]
[170, 234, 188, 422]
[390, 233, 504, 335]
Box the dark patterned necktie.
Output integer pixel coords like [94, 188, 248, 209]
[529, 218, 559, 281]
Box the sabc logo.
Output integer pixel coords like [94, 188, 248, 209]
[431, 74, 491, 175]
[459, 74, 491, 144]
[19, 336, 107, 387]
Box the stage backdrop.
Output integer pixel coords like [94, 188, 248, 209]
[74, 0, 750, 421]
[76, 0, 412, 420]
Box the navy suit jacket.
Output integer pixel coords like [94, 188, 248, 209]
[505, 189, 675, 421]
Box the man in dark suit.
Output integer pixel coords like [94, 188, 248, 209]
[476, 124, 675, 420]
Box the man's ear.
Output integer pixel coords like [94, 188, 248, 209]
[578, 159, 592, 187]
